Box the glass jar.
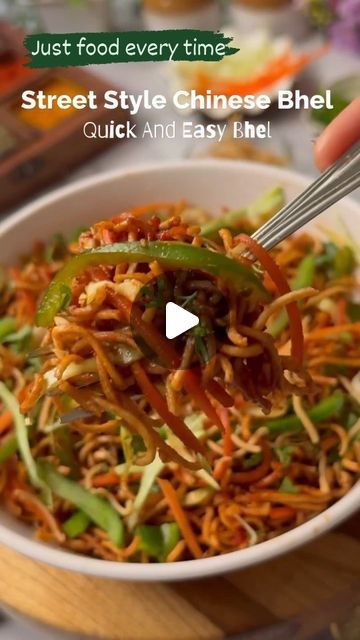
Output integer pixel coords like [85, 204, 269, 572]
[142, 0, 220, 31]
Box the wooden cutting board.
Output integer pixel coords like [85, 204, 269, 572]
[0, 515, 359, 640]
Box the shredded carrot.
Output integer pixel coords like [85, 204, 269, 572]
[132, 362, 205, 457]
[233, 441, 272, 485]
[310, 356, 360, 368]
[336, 298, 348, 325]
[196, 45, 328, 97]
[306, 323, 360, 340]
[320, 434, 339, 453]
[130, 202, 176, 218]
[236, 234, 304, 366]
[218, 407, 234, 456]
[158, 478, 202, 559]
[269, 506, 296, 522]
[183, 370, 225, 433]
[213, 456, 232, 481]
[0, 410, 13, 436]
[92, 472, 120, 488]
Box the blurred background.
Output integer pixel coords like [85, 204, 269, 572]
[0, 0, 359, 217]
[0, 1, 359, 639]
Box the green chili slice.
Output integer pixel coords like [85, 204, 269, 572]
[36, 241, 269, 327]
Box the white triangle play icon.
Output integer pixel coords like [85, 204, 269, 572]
[165, 302, 199, 340]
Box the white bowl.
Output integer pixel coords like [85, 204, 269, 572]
[0, 160, 359, 581]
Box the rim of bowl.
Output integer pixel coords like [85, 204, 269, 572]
[0, 159, 359, 582]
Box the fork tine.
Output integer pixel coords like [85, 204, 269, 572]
[258, 170, 360, 251]
[251, 140, 360, 252]
[262, 177, 360, 250]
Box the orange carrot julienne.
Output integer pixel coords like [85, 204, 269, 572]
[236, 234, 304, 366]
[269, 506, 296, 522]
[306, 323, 360, 340]
[158, 478, 202, 559]
[92, 472, 120, 488]
[218, 407, 234, 457]
[196, 45, 329, 97]
[213, 456, 232, 481]
[182, 370, 225, 433]
[132, 362, 205, 457]
[130, 202, 176, 218]
[320, 434, 339, 453]
[0, 410, 13, 436]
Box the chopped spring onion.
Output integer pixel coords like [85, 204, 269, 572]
[136, 522, 181, 561]
[63, 510, 91, 538]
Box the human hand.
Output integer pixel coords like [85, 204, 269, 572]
[314, 97, 360, 171]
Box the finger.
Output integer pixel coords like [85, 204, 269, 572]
[314, 97, 360, 171]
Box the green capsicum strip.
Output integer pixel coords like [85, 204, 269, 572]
[269, 254, 316, 338]
[136, 522, 181, 562]
[36, 241, 270, 327]
[38, 461, 124, 547]
[264, 393, 344, 435]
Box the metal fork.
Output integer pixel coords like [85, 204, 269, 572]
[251, 140, 360, 251]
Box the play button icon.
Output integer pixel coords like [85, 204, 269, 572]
[130, 270, 229, 369]
[165, 302, 199, 340]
